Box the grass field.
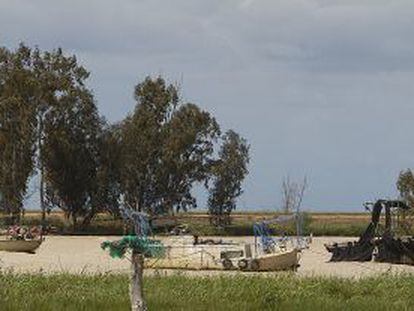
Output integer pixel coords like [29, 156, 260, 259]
[0, 273, 413, 310]
[3, 210, 371, 237]
[1, 210, 372, 237]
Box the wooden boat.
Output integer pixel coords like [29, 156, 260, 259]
[0, 239, 42, 253]
[254, 248, 300, 271]
[234, 248, 300, 271]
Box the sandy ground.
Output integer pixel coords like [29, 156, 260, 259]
[1, 236, 414, 278]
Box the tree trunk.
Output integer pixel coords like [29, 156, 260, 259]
[39, 115, 46, 226]
[72, 214, 77, 231]
[40, 165, 45, 224]
[81, 207, 95, 228]
[130, 251, 147, 311]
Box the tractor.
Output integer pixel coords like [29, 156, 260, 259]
[325, 199, 414, 264]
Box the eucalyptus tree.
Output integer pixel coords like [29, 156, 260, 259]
[397, 169, 414, 207]
[91, 122, 122, 218]
[0, 45, 38, 219]
[31, 47, 104, 224]
[208, 130, 250, 226]
[0, 44, 116, 226]
[120, 76, 220, 215]
[39, 50, 102, 228]
[396, 170, 414, 233]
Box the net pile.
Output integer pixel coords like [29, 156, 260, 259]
[101, 206, 165, 259]
[101, 235, 165, 259]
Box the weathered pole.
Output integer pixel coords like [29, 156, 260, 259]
[130, 250, 147, 311]
[38, 113, 46, 226]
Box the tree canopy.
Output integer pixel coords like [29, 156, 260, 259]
[208, 130, 250, 226]
[0, 44, 103, 226]
[120, 77, 220, 215]
[397, 169, 414, 207]
[0, 43, 250, 227]
[0, 45, 38, 218]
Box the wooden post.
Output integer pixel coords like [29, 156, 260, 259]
[130, 250, 147, 311]
[244, 243, 252, 258]
[38, 113, 46, 227]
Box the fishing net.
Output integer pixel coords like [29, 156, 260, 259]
[120, 208, 152, 236]
[101, 205, 165, 259]
[101, 235, 165, 259]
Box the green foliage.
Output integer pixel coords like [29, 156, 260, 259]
[397, 169, 414, 207]
[0, 44, 38, 218]
[92, 123, 122, 216]
[0, 43, 109, 227]
[0, 273, 128, 311]
[396, 169, 414, 234]
[0, 45, 247, 226]
[1, 273, 414, 310]
[120, 76, 220, 215]
[39, 49, 101, 227]
[0, 211, 372, 236]
[208, 130, 250, 226]
[267, 212, 312, 236]
[308, 222, 366, 236]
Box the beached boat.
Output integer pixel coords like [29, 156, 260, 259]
[222, 248, 300, 271]
[242, 248, 300, 271]
[0, 239, 42, 253]
[144, 235, 301, 271]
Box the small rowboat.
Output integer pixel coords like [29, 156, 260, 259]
[247, 248, 300, 271]
[0, 239, 43, 253]
[224, 248, 300, 271]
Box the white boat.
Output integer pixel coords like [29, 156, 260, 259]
[0, 239, 42, 253]
[238, 248, 300, 271]
[222, 248, 300, 271]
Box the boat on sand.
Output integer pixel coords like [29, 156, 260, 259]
[0, 238, 43, 253]
[234, 248, 300, 271]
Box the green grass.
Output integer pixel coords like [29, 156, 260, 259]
[308, 222, 367, 237]
[1, 212, 372, 237]
[1, 273, 414, 310]
[186, 217, 368, 237]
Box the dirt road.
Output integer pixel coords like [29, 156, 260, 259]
[1, 236, 414, 278]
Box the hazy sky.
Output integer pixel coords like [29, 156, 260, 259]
[2, 0, 414, 211]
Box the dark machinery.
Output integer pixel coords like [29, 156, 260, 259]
[325, 199, 414, 264]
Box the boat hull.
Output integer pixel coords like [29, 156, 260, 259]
[236, 248, 300, 271]
[255, 248, 299, 271]
[0, 239, 42, 253]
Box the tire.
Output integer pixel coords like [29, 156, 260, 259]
[250, 259, 260, 271]
[238, 259, 249, 270]
[222, 259, 233, 270]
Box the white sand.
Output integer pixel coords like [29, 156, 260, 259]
[1, 236, 414, 278]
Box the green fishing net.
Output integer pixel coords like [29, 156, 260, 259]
[101, 235, 165, 259]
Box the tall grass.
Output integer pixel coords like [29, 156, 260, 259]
[1, 273, 414, 310]
[308, 222, 367, 236]
[187, 218, 368, 237]
[0, 212, 371, 236]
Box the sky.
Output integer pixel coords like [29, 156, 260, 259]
[1, 0, 414, 211]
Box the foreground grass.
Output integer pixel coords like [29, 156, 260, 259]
[0, 273, 413, 310]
